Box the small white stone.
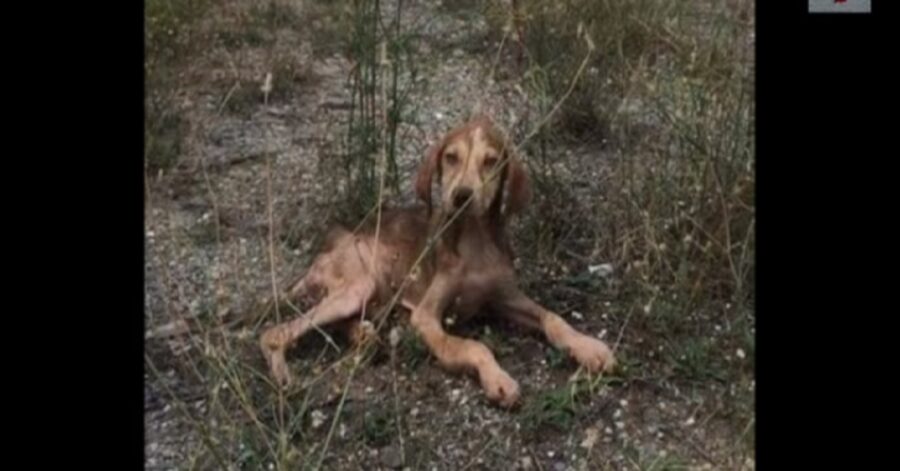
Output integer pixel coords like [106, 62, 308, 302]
[571, 311, 583, 320]
[736, 348, 746, 359]
[684, 417, 695, 426]
[619, 399, 628, 408]
[588, 263, 614, 277]
[580, 427, 600, 449]
[389, 327, 402, 348]
[615, 421, 625, 430]
[311, 410, 327, 429]
[597, 329, 608, 339]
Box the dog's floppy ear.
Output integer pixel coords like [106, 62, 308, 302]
[415, 138, 444, 212]
[503, 148, 532, 217]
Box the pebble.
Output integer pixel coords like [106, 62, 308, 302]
[311, 410, 327, 429]
[381, 446, 403, 469]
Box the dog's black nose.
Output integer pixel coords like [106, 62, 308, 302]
[452, 187, 473, 208]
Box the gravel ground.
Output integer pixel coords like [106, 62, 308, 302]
[145, 1, 754, 469]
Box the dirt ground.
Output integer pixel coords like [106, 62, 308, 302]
[145, 1, 755, 469]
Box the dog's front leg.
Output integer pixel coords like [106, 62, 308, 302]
[410, 274, 520, 407]
[497, 287, 616, 374]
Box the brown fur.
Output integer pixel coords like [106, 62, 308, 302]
[260, 115, 614, 407]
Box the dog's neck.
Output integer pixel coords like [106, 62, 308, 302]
[435, 209, 510, 261]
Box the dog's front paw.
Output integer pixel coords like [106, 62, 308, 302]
[480, 367, 520, 408]
[569, 335, 616, 374]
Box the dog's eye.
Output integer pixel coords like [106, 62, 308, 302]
[444, 153, 459, 165]
[483, 156, 498, 168]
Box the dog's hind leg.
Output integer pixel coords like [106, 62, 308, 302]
[287, 273, 313, 300]
[260, 279, 376, 388]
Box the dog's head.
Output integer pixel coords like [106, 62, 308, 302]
[415, 115, 531, 218]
